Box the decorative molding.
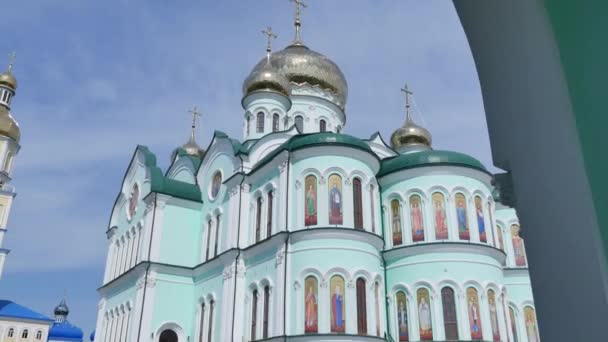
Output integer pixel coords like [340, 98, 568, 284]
[237, 259, 246, 278]
[345, 177, 352, 186]
[223, 266, 234, 280]
[241, 184, 251, 193]
[136, 273, 157, 289]
[293, 281, 301, 291]
[319, 176, 326, 185]
[295, 180, 302, 190]
[275, 251, 285, 267]
[279, 161, 288, 173]
[347, 280, 355, 289]
[320, 280, 328, 288]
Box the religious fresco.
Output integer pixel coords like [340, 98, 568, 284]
[511, 225, 527, 266]
[432, 192, 448, 240]
[396, 291, 409, 341]
[328, 174, 343, 225]
[417, 288, 433, 340]
[475, 196, 487, 242]
[211, 171, 222, 199]
[391, 199, 403, 246]
[467, 287, 483, 340]
[509, 307, 519, 342]
[410, 195, 425, 242]
[128, 183, 139, 219]
[330, 275, 346, 333]
[304, 175, 318, 226]
[455, 193, 470, 240]
[304, 276, 318, 333]
[524, 307, 540, 342]
[488, 289, 501, 341]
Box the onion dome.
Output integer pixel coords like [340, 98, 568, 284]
[54, 298, 69, 318]
[248, 43, 348, 108]
[180, 133, 205, 158]
[243, 58, 291, 97]
[0, 106, 21, 142]
[49, 321, 84, 341]
[391, 84, 432, 152]
[0, 71, 16, 90]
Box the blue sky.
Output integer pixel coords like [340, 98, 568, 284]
[0, 0, 492, 335]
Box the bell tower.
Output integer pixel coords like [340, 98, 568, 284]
[0, 52, 22, 280]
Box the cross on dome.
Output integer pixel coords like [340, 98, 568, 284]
[290, 0, 308, 43]
[262, 26, 277, 60]
[400, 83, 414, 122]
[188, 105, 202, 131]
[7, 52, 15, 73]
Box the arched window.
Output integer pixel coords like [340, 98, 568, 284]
[246, 116, 251, 135]
[356, 278, 368, 335]
[295, 115, 304, 131]
[466, 288, 483, 340]
[266, 191, 273, 238]
[391, 199, 403, 246]
[319, 119, 327, 132]
[487, 290, 501, 341]
[432, 192, 448, 240]
[198, 303, 205, 342]
[374, 282, 381, 336]
[205, 219, 212, 261]
[255, 197, 262, 243]
[251, 289, 258, 339]
[35, 330, 42, 340]
[395, 291, 408, 341]
[441, 287, 459, 340]
[475, 196, 487, 242]
[272, 113, 280, 132]
[263, 286, 270, 338]
[304, 276, 319, 333]
[524, 307, 540, 342]
[455, 193, 470, 240]
[304, 176, 317, 226]
[370, 184, 376, 233]
[207, 300, 215, 342]
[328, 174, 343, 225]
[511, 224, 527, 266]
[410, 194, 425, 242]
[353, 178, 363, 229]
[7, 328, 14, 337]
[330, 275, 346, 333]
[509, 307, 519, 342]
[21, 329, 28, 339]
[214, 215, 221, 257]
[417, 288, 433, 340]
[257, 112, 265, 133]
[159, 329, 177, 342]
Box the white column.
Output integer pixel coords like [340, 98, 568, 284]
[318, 177, 328, 226]
[137, 272, 157, 342]
[225, 187, 240, 250]
[113, 241, 122, 279]
[480, 291, 493, 341]
[401, 202, 411, 245]
[274, 245, 287, 335]
[434, 291, 446, 340]
[135, 225, 144, 264]
[129, 229, 138, 267]
[448, 195, 459, 241]
[458, 290, 471, 339]
[238, 184, 251, 248]
[319, 279, 330, 333]
[93, 300, 106, 342]
[409, 293, 420, 341]
[343, 178, 354, 227]
[345, 279, 356, 334]
[139, 200, 156, 262]
[149, 195, 170, 262]
[496, 293, 509, 342]
[278, 161, 288, 232]
[120, 236, 129, 274]
[125, 233, 134, 270]
[103, 239, 116, 283]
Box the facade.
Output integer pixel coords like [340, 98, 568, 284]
[93, 9, 540, 342]
[0, 300, 53, 342]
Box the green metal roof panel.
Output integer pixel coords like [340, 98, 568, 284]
[378, 149, 487, 177]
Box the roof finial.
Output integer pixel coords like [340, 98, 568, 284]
[188, 105, 203, 140]
[290, 0, 307, 43]
[6, 52, 15, 73]
[262, 26, 277, 62]
[400, 82, 413, 123]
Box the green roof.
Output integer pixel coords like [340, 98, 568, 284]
[378, 149, 487, 177]
[253, 132, 375, 171]
[138, 145, 202, 202]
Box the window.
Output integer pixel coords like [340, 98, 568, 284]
[7, 328, 14, 337]
[198, 303, 205, 342]
[257, 112, 265, 133]
[320, 119, 327, 132]
[356, 278, 367, 335]
[417, 288, 433, 340]
[214, 215, 221, 256]
[511, 224, 527, 266]
[395, 291, 408, 341]
[251, 290, 258, 339]
[328, 174, 343, 225]
[441, 287, 459, 340]
[35, 330, 42, 340]
[524, 307, 540, 342]
[295, 115, 304, 131]
[263, 286, 270, 338]
[266, 191, 273, 238]
[304, 276, 318, 333]
[466, 288, 483, 340]
[329, 275, 346, 333]
[455, 193, 470, 240]
[353, 178, 363, 229]
[207, 300, 215, 342]
[488, 290, 501, 341]
[255, 197, 262, 243]
[475, 196, 487, 242]
[391, 199, 403, 246]
[246, 116, 251, 135]
[272, 113, 280, 132]
[432, 192, 448, 240]
[509, 307, 519, 342]
[159, 329, 178, 342]
[205, 219, 212, 261]
[21, 329, 28, 339]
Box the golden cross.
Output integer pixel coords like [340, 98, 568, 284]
[7, 52, 16, 73]
[290, 0, 308, 42]
[188, 105, 203, 130]
[262, 26, 277, 54]
[400, 83, 414, 122]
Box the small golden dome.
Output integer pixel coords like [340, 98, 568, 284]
[0, 71, 17, 90]
[181, 139, 205, 158]
[390, 119, 432, 151]
[0, 107, 21, 142]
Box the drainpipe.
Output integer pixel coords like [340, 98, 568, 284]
[136, 193, 158, 342]
[283, 154, 291, 341]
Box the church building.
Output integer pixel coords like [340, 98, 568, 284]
[93, 4, 539, 342]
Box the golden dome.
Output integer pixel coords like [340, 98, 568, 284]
[390, 119, 432, 151]
[0, 107, 21, 142]
[0, 71, 17, 90]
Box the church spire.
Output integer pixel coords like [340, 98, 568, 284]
[290, 0, 307, 44]
[0, 52, 18, 92]
[390, 82, 432, 152]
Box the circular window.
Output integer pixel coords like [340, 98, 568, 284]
[127, 183, 139, 220]
[210, 171, 222, 199]
[159, 329, 178, 342]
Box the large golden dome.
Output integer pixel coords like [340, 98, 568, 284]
[390, 119, 432, 150]
[0, 107, 21, 142]
[248, 43, 348, 109]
